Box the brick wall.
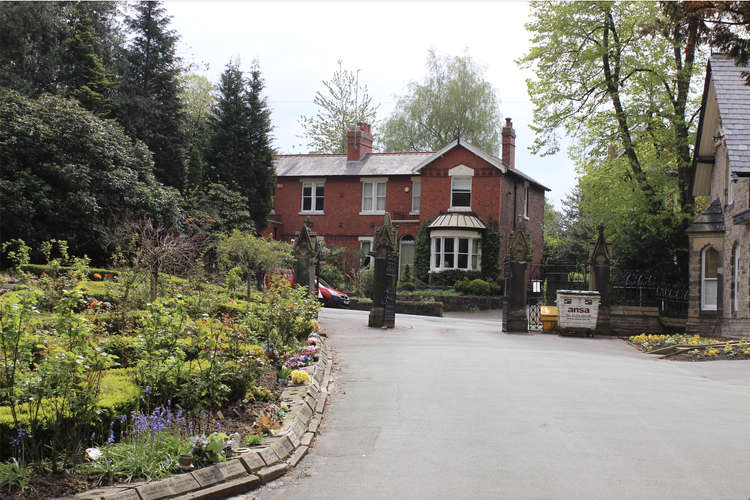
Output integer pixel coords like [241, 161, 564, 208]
[268, 144, 545, 271]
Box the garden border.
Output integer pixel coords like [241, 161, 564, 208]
[70, 338, 334, 500]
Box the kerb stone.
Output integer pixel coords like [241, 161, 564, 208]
[257, 446, 280, 466]
[270, 435, 294, 460]
[301, 432, 314, 446]
[287, 445, 309, 467]
[239, 451, 265, 472]
[257, 463, 288, 484]
[136, 479, 175, 500]
[170, 475, 260, 500]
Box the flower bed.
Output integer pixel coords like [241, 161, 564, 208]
[0, 263, 322, 498]
[628, 333, 750, 361]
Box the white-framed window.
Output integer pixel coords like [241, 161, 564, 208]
[411, 178, 421, 214]
[451, 177, 472, 209]
[359, 237, 373, 268]
[431, 235, 481, 271]
[361, 180, 386, 213]
[701, 246, 719, 311]
[523, 183, 530, 218]
[300, 180, 324, 213]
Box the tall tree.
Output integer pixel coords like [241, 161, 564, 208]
[180, 72, 215, 190]
[0, 88, 182, 262]
[299, 60, 378, 153]
[116, 0, 185, 189]
[245, 64, 276, 231]
[701, 1, 750, 81]
[0, 1, 121, 105]
[522, 1, 709, 271]
[208, 60, 275, 231]
[63, 2, 118, 117]
[381, 50, 502, 153]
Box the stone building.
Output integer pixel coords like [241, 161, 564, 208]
[265, 120, 548, 279]
[687, 54, 750, 338]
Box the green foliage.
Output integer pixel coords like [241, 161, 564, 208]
[299, 59, 379, 153]
[522, 1, 707, 272]
[243, 433, 264, 446]
[415, 220, 432, 284]
[454, 278, 499, 296]
[0, 88, 183, 262]
[543, 185, 596, 265]
[116, 0, 186, 189]
[185, 183, 254, 235]
[398, 264, 415, 291]
[243, 281, 320, 363]
[0, 459, 27, 492]
[217, 230, 293, 298]
[87, 430, 189, 484]
[319, 263, 345, 290]
[208, 60, 276, 230]
[709, 2, 750, 85]
[224, 267, 244, 294]
[429, 269, 482, 287]
[190, 432, 228, 466]
[180, 72, 216, 190]
[382, 49, 502, 153]
[2, 239, 30, 274]
[481, 219, 502, 281]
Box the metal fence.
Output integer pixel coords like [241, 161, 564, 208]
[527, 264, 688, 318]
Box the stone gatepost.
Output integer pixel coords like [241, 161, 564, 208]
[368, 213, 399, 329]
[588, 223, 612, 334]
[292, 224, 318, 295]
[502, 222, 531, 333]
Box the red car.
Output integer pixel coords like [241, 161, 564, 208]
[316, 278, 349, 308]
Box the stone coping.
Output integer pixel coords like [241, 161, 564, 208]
[71, 338, 333, 500]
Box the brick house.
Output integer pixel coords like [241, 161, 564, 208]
[687, 54, 750, 338]
[266, 120, 548, 279]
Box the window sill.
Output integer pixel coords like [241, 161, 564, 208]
[409, 211, 420, 216]
[299, 211, 325, 216]
[448, 206, 472, 212]
[359, 211, 386, 216]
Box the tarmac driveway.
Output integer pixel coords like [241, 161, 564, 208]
[254, 308, 750, 500]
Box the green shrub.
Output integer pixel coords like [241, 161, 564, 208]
[488, 281, 503, 296]
[454, 278, 470, 293]
[429, 269, 482, 287]
[320, 263, 345, 290]
[467, 279, 491, 296]
[398, 264, 415, 291]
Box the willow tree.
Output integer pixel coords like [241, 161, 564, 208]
[381, 50, 502, 153]
[521, 1, 710, 272]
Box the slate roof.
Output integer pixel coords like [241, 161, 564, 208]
[274, 152, 432, 177]
[428, 212, 487, 231]
[686, 199, 725, 234]
[274, 141, 550, 191]
[710, 54, 750, 175]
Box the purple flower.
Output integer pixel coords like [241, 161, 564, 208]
[119, 414, 127, 423]
[9, 427, 24, 447]
[107, 422, 115, 444]
[144, 386, 151, 396]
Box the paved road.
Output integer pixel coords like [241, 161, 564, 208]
[253, 308, 750, 500]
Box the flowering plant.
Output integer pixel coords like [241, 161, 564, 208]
[290, 369, 311, 385]
[284, 356, 306, 369]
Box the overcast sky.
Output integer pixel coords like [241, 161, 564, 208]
[165, 1, 576, 210]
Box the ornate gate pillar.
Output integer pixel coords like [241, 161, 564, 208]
[502, 222, 531, 333]
[588, 223, 612, 334]
[292, 224, 318, 295]
[368, 213, 399, 328]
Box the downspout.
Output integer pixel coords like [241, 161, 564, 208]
[513, 180, 517, 231]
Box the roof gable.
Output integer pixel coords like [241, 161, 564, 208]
[706, 54, 750, 176]
[412, 139, 507, 174]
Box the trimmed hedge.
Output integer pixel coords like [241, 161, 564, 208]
[20, 264, 120, 280]
[428, 269, 482, 287]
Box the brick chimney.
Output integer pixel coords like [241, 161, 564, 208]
[346, 123, 373, 161]
[502, 118, 516, 168]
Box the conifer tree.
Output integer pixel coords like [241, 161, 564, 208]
[116, 0, 185, 189]
[209, 60, 275, 231]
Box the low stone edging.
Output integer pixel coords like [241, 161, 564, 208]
[72, 338, 334, 500]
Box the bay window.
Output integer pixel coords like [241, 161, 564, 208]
[431, 235, 481, 271]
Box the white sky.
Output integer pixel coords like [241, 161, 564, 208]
[166, 1, 577, 210]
